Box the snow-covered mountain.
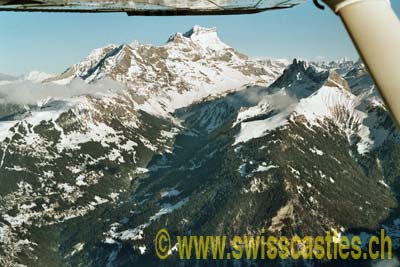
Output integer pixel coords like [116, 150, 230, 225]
[24, 71, 54, 83]
[0, 26, 399, 267]
[46, 25, 287, 116]
[236, 59, 374, 153]
[0, 71, 54, 84]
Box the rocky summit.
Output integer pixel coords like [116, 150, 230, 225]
[0, 26, 399, 267]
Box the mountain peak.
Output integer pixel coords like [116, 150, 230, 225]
[277, 58, 322, 84]
[183, 25, 217, 38]
[336, 57, 352, 63]
[25, 71, 54, 83]
[168, 25, 229, 50]
[129, 40, 140, 49]
[268, 58, 327, 98]
[87, 44, 118, 61]
[291, 58, 310, 72]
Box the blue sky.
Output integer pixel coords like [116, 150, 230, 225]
[1, 1, 399, 76]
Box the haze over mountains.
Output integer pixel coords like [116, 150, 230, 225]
[0, 25, 399, 266]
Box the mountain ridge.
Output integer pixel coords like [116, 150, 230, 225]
[0, 25, 399, 267]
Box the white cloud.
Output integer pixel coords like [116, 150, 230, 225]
[0, 78, 126, 105]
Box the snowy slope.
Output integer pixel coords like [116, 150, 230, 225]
[234, 59, 392, 155]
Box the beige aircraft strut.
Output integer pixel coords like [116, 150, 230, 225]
[323, 0, 400, 127]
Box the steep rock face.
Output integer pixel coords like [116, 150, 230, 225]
[324, 70, 351, 92]
[268, 59, 329, 98]
[45, 44, 120, 83]
[0, 26, 400, 267]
